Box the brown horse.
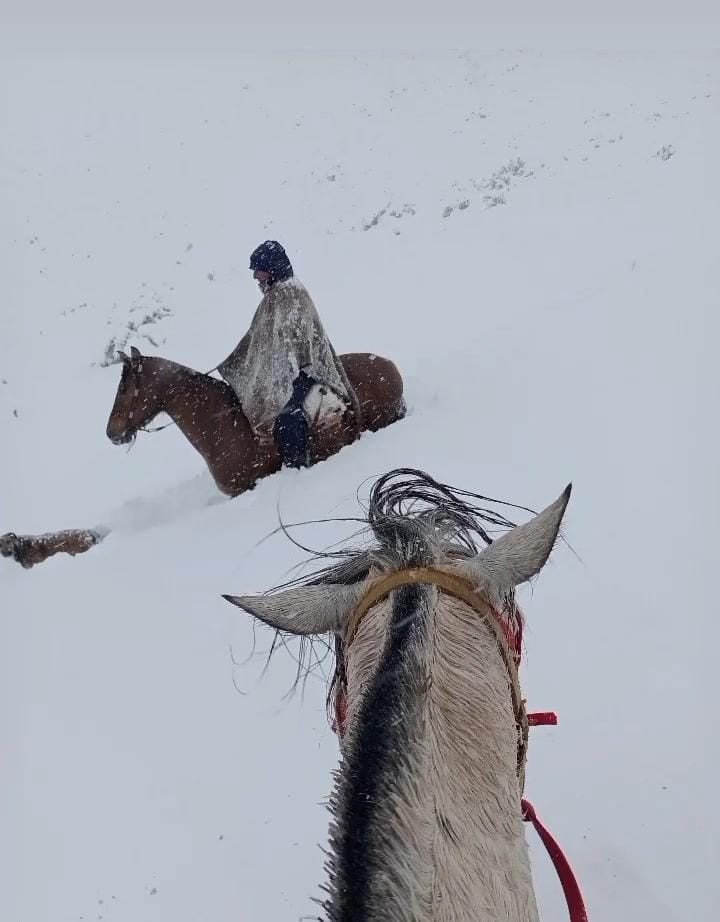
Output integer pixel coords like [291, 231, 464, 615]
[1, 348, 404, 570]
[106, 346, 406, 497]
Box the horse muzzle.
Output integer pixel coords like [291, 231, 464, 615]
[106, 426, 135, 445]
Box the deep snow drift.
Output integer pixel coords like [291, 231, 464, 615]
[2, 51, 717, 921]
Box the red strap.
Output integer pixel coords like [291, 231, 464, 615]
[522, 799, 589, 922]
[332, 688, 348, 737]
[528, 711, 558, 726]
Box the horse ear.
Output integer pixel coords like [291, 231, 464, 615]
[222, 582, 366, 636]
[117, 350, 130, 364]
[456, 484, 571, 595]
[130, 346, 142, 361]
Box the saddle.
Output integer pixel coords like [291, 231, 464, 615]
[250, 383, 353, 450]
[303, 383, 349, 430]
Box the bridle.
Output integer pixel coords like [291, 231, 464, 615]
[118, 359, 171, 439]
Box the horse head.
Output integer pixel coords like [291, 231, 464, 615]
[223, 469, 571, 921]
[106, 346, 163, 445]
[224, 469, 570, 734]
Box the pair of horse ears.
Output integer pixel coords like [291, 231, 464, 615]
[225, 485, 572, 637]
[118, 346, 143, 365]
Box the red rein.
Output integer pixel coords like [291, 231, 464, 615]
[522, 799, 589, 922]
[333, 604, 589, 921]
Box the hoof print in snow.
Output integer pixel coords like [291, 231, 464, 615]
[450, 158, 532, 212]
[443, 200, 470, 217]
[361, 206, 388, 230]
[98, 298, 173, 366]
[388, 204, 416, 219]
[362, 203, 415, 231]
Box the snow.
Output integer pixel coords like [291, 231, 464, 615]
[2, 42, 718, 922]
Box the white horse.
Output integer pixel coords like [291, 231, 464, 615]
[225, 469, 571, 922]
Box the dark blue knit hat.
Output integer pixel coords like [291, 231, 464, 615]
[249, 241, 294, 282]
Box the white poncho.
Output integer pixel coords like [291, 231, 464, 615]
[218, 278, 354, 431]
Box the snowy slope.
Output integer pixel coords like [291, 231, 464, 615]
[2, 50, 718, 921]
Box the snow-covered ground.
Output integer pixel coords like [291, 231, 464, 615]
[2, 44, 718, 922]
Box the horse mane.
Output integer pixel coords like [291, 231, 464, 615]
[257, 469, 536, 720]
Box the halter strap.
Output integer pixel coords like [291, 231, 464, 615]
[346, 566, 529, 787]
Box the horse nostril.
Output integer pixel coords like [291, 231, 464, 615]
[107, 428, 128, 445]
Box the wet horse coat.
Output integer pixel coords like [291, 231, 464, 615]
[106, 348, 405, 496]
[225, 469, 573, 922]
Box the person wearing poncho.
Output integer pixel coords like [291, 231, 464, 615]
[218, 241, 359, 468]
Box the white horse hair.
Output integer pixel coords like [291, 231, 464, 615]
[225, 469, 571, 922]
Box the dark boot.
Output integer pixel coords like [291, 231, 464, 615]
[273, 405, 309, 468]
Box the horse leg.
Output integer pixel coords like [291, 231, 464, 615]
[0, 529, 105, 569]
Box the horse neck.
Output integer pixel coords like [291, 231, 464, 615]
[331, 585, 539, 922]
[143, 357, 247, 432]
[139, 356, 201, 412]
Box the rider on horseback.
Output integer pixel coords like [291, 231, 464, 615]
[218, 241, 360, 468]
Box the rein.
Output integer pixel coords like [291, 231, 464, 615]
[121, 359, 357, 441]
[342, 566, 590, 922]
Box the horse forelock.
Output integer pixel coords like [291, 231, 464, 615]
[284, 469, 524, 588]
[365, 468, 523, 567]
[260, 470, 528, 723]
